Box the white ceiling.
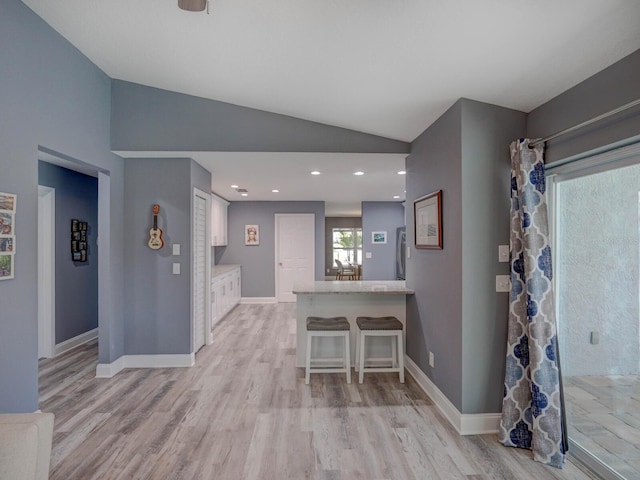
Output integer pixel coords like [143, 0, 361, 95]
[23, 0, 640, 215]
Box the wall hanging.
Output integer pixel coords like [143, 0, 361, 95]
[148, 204, 164, 250]
[71, 219, 88, 262]
[0, 192, 16, 280]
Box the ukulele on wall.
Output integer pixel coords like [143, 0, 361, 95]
[148, 204, 164, 250]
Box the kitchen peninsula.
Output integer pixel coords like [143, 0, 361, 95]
[292, 281, 414, 367]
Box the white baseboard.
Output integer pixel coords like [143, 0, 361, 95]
[240, 297, 277, 304]
[95, 353, 195, 378]
[405, 355, 501, 435]
[55, 328, 98, 357]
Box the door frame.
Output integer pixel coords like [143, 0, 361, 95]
[546, 140, 640, 480]
[38, 185, 56, 359]
[192, 187, 211, 352]
[274, 213, 315, 303]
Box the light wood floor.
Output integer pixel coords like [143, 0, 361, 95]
[565, 375, 640, 479]
[39, 303, 595, 479]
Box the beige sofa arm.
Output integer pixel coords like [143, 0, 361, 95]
[0, 413, 55, 480]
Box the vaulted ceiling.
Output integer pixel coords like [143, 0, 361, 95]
[23, 0, 640, 214]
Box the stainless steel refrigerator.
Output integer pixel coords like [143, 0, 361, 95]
[396, 226, 406, 280]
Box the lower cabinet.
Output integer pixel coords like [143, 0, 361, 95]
[211, 266, 241, 329]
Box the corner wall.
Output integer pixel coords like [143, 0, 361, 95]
[0, 0, 125, 412]
[361, 202, 405, 280]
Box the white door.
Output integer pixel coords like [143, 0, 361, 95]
[38, 186, 56, 358]
[193, 189, 211, 352]
[275, 214, 315, 302]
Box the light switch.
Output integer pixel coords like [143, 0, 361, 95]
[496, 275, 510, 292]
[172, 244, 181, 256]
[365, 252, 372, 259]
[407, 246, 411, 258]
[172, 263, 181, 275]
[498, 245, 509, 262]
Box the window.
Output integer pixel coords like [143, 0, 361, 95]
[332, 228, 362, 267]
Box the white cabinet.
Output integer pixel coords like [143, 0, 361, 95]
[211, 265, 241, 329]
[211, 193, 229, 246]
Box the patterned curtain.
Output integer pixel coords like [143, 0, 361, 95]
[498, 138, 567, 468]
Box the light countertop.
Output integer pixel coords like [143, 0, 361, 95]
[212, 264, 241, 277]
[293, 280, 414, 295]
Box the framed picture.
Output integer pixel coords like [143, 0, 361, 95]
[0, 192, 16, 213]
[0, 212, 14, 235]
[0, 236, 15, 253]
[414, 190, 443, 249]
[245, 224, 259, 245]
[372, 231, 387, 244]
[0, 253, 14, 280]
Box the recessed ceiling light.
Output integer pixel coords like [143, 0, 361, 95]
[310, 171, 321, 175]
[241, 193, 248, 197]
[272, 189, 279, 193]
[397, 170, 406, 175]
[393, 195, 400, 199]
[231, 184, 239, 188]
[353, 171, 365, 176]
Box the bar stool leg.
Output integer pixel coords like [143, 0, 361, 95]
[397, 332, 405, 383]
[391, 335, 397, 368]
[344, 331, 351, 384]
[305, 334, 313, 384]
[358, 330, 366, 384]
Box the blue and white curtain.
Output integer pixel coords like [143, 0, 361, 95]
[499, 138, 566, 468]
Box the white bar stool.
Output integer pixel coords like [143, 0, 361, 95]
[305, 316, 351, 384]
[355, 316, 405, 384]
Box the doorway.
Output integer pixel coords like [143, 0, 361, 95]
[37, 147, 107, 367]
[275, 213, 315, 302]
[549, 143, 640, 480]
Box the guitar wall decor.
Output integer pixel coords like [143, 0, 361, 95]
[148, 204, 164, 250]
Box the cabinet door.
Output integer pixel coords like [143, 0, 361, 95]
[211, 194, 229, 246]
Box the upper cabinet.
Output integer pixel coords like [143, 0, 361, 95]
[211, 193, 229, 246]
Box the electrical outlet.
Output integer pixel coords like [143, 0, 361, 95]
[496, 275, 510, 292]
[498, 245, 509, 262]
[429, 351, 434, 368]
[172, 263, 181, 275]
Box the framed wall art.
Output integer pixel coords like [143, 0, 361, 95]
[372, 231, 387, 244]
[414, 190, 442, 249]
[245, 224, 259, 245]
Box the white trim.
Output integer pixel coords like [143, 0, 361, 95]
[546, 140, 640, 177]
[95, 353, 195, 378]
[96, 356, 125, 378]
[405, 355, 501, 435]
[38, 186, 56, 359]
[240, 297, 277, 304]
[55, 328, 98, 357]
[193, 187, 212, 350]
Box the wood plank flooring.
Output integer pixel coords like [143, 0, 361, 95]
[39, 304, 595, 479]
[565, 375, 640, 479]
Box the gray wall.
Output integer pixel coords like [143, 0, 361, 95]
[38, 162, 99, 344]
[0, 0, 125, 413]
[528, 49, 640, 164]
[460, 100, 527, 413]
[324, 217, 362, 276]
[406, 99, 526, 414]
[219, 202, 325, 298]
[361, 202, 405, 280]
[406, 101, 464, 410]
[111, 80, 410, 154]
[124, 158, 210, 354]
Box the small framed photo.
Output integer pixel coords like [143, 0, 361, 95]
[0, 192, 16, 213]
[414, 190, 443, 249]
[245, 225, 259, 245]
[0, 236, 15, 253]
[0, 253, 14, 280]
[0, 212, 14, 235]
[372, 231, 387, 244]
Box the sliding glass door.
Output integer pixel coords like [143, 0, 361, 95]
[549, 144, 640, 479]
